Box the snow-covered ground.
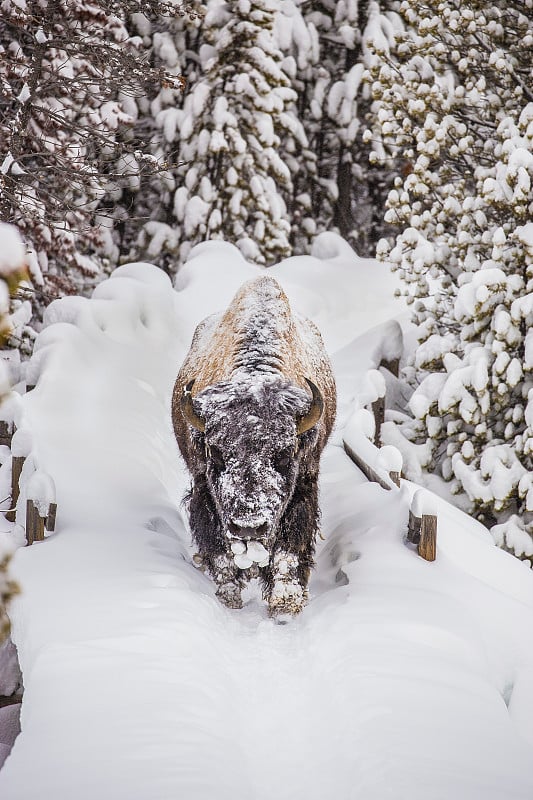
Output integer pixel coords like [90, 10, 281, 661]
[0, 234, 532, 799]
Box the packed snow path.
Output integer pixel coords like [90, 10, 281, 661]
[1, 237, 533, 799]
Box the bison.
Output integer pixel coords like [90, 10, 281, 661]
[172, 276, 336, 615]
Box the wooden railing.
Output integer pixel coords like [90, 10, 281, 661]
[343, 372, 437, 563]
[0, 421, 57, 545]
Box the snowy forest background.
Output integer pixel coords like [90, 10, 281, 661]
[0, 0, 532, 563]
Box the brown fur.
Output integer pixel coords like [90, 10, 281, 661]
[173, 277, 336, 447]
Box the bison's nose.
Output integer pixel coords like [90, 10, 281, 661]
[228, 521, 268, 540]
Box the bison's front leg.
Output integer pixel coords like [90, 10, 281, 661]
[212, 554, 243, 609]
[267, 551, 308, 616]
[264, 468, 319, 616]
[188, 473, 243, 609]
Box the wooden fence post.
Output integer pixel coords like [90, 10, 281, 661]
[46, 503, 57, 532]
[0, 421, 13, 447]
[371, 395, 385, 448]
[26, 499, 45, 545]
[389, 471, 401, 487]
[408, 490, 437, 561]
[6, 456, 25, 523]
[419, 514, 437, 562]
[407, 510, 421, 544]
[26, 499, 35, 546]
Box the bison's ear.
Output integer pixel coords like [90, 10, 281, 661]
[181, 379, 206, 433]
[296, 378, 324, 435]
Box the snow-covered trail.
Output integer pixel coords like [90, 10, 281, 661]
[1, 239, 533, 799]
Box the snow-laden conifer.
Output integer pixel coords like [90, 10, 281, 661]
[129, 0, 401, 267]
[172, 0, 308, 266]
[126, 7, 205, 270]
[367, 0, 533, 559]
[297, 0, 400, 255]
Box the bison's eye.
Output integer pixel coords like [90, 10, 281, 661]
[274, 451, 292, 474]
[207, 444, 225, 471]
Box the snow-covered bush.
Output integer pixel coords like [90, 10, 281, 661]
[0, 224, 31, 377]
[0, 0, 193, 316]
[367, 0, 533, 559]
[0, 223, 29, 640]
[0, 553, 18, 643]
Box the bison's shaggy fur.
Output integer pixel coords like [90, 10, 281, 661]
[173, 277, 336, 615]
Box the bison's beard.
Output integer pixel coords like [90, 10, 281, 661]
[185, 472, 226, 562]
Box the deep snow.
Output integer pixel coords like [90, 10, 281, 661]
[0, 233, 532, 799]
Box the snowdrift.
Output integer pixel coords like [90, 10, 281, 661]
[0, 234, 532, 800]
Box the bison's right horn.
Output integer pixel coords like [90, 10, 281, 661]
[181, 379, 206, 433]
[297, 378, 324, 435]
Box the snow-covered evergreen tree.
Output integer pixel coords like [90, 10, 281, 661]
[123, 7, 204, 270]
[298, 0, 400, 255]
[129, 0, 401, 269]
[172, 0, 311, 266]
[271, 0, 320, 254]
[367, 0, 533, 559]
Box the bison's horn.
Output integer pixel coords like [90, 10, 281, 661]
[297, 378, 324, 435]
[181, 379, 206, 433]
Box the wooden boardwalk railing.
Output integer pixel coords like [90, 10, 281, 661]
[343, 372, 437, 563]
[0, 420, 58, 545]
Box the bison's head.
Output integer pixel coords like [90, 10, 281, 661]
[181, 376, 323, 551]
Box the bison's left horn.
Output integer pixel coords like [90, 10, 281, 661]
[297, 378, 324, 435]
[181, 379, 206, 433]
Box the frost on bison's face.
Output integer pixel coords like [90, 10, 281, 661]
[193, 377, 311, 547]
[181, 373, 326, 615]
